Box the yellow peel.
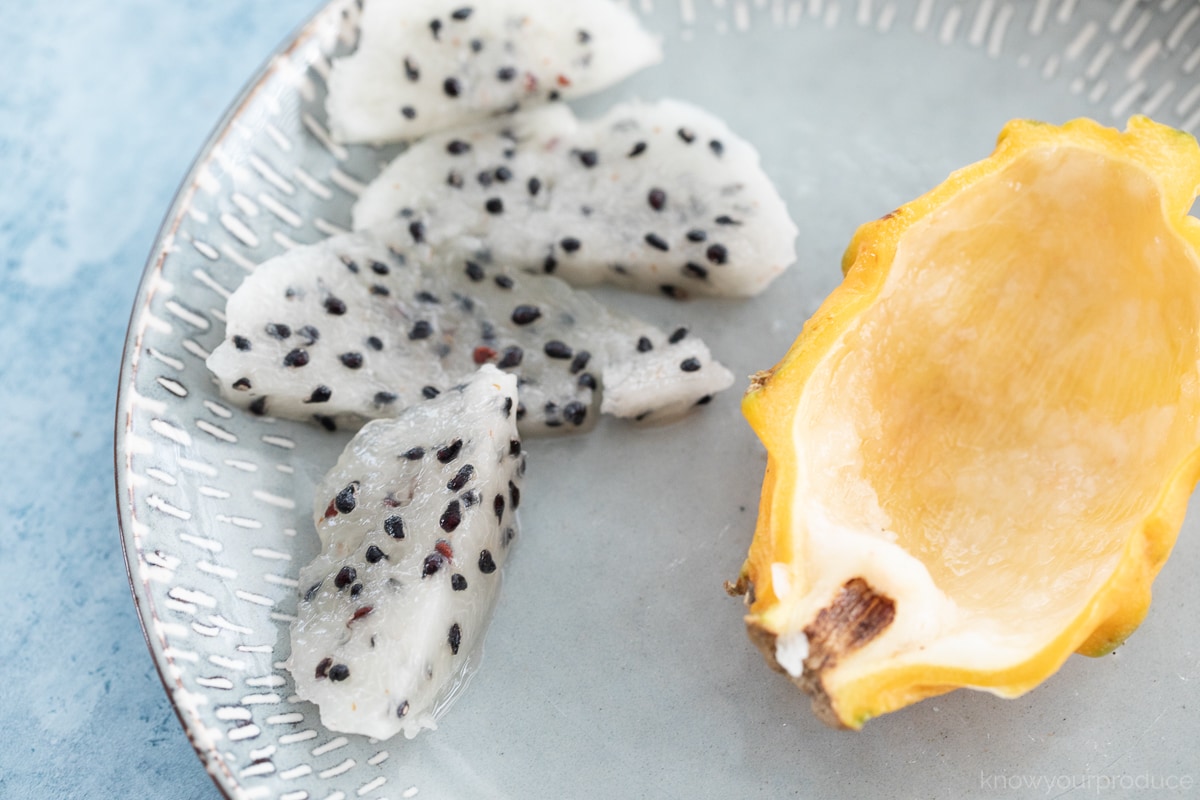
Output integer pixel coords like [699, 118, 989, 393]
[738, 116, 1200, 729]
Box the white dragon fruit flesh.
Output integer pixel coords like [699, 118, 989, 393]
[353, 99, 798, 297]
[289, 365, 522, 740]
[327, 0, 661, 144]
[205, 225, 734, 435]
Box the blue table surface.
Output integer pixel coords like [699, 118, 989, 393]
[0, 3, 322, 797]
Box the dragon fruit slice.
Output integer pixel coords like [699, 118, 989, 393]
[326, 0, 661, 144]
[205, 225, 734, 435]
[290, 365, 522, 740]
[352, 99, 798, 297]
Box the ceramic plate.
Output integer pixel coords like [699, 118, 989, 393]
[116, 1, 1200, 797]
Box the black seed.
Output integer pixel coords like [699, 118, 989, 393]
[563, 401, 588, 426]
[569, 350, 591, 374]
[335, 566, 357, 589]
[684, 262, 709, 280]
[637, 336, 654, 353]
[451, 6, 473, 20]
[669, 327, 689, 344]
[543, 340, 573, 359]
[715, 215, 741, 225]
[335, 484, 358, 514]
[560, 237, 581, 253]
[315, 657, 332, 679]
[497, 66, 517, 81]
[340, 352, 364, 369]
[470, 38, 483, 52]
[416, 291, 440, 304]
[494, 274, 514, 289]
[440, 500, 462, 532]
[447, 139, 471, 155]
[401, 105, 417, 120]
[307, 385, 332, 404]
[548, 90, 561, 101]
[446, 169, 463, 187]
[686, 229, 708, 242]
[461, 489, 480, 507]
[366, 545, 387, 564]
[709, 139, 725, 156]
[498, 346, 524, 368]
[504, 527, 516, 547]
[422, 553, 445, 578]
[578, 28, 592, 43]
[465, 260, 485, 281]
[404, 57, 420, 81]
[628, 141, 647, 157]
[509, 438, 521, 457]
[324, 296, 347, 315]
[298, 325, 320, 345]
[266, 323, 291, 339]
[233, 335, 252, 351]
[233, 377, 252, 391]
[397, 700, 411, 718]
[681, 357, 702, 372]
[304, 581, 322, 602]
[516, 402, 527, 421]
[409, 320, 433, 340]
[511, 305, 542, 325]
[447, 464, 475, 492]
[329, 663, 350, 682]
[422, 386, 440, 399]
[494, 166, 512, 182]
[451, 574, 468, 591]
[578, 373, 597, 390]
[661, 285, 686, 300]
[315, 415, 337, 432]
[429, 18, 442, 38]
[485, 197, 504, 214]
[478, 550, 497, 574]
[449, 623, 462, 655]
[283, 349, 309, 367]
[678, 127, 696, 143]
[706, 244, 729, 265]
[443, 77, 461, 97]
[648, 188, 667, 211]
[384, 515, 405, 539]
[696, 394, 714, 406]
[409, 220, 426, 243]
[509, 480, 520, 510]
[527, 176, 542, 196]
[349, 583, 362, 599]
[543, 254, 557, 273]
[438, 439, 464, 463]
[341, 256, 359, 273]
[249, 396, 268, 415]
[493, 494, 505, 521]
[403, 447, 425, 461]
[576, 149, 599, 168]
[503, 397, 514, 418]
[645, 233, 670, 251]
[477, 170, 493, 187]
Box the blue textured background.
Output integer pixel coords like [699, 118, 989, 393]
[0, 3, 320, 797]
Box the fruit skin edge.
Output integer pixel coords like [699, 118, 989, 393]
[732, 115, 1200, 730]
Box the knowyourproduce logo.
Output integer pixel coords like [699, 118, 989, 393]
[980, 771, 1195, 794]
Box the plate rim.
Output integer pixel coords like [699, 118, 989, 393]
[113, 2, 350, 796]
